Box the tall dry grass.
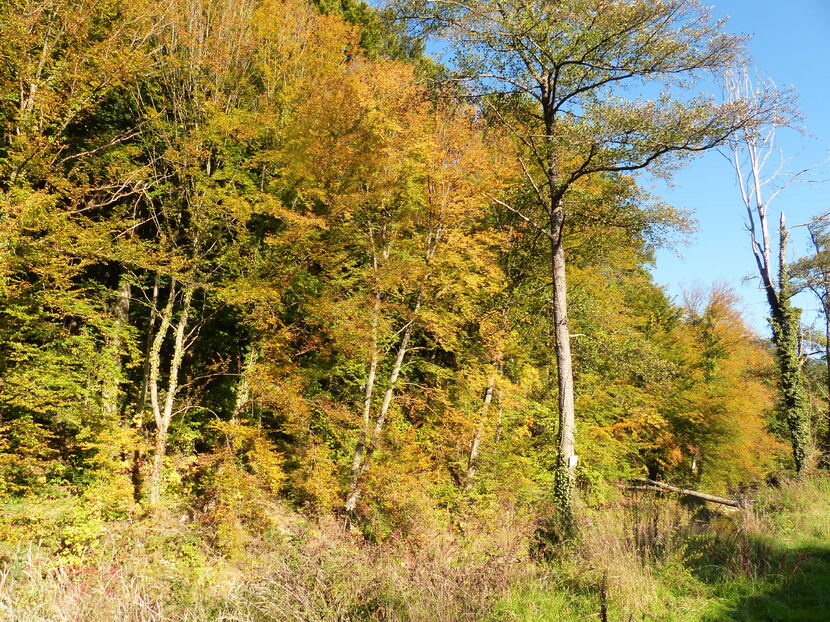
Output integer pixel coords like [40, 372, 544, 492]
[0, 510, 538, 622]
[3, 477, 828, 621]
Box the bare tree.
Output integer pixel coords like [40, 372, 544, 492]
[725, 66, 812, 472]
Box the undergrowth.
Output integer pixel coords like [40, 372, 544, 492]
[1, 476, 829, 621]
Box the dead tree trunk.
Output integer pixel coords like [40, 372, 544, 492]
[727, 71, 811, 472]
[773, 215, 810, 471]
[630, 478, 744, 508]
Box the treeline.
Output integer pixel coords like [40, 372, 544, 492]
[0, 0, 796, 546]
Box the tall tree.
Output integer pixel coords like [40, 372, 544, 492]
[400, 0, 752, 528]
[725, 67, 811, 472]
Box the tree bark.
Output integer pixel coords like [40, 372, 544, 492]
[550, 196, 577, 527]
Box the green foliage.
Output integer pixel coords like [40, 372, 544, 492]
[0, 416, 57, 496]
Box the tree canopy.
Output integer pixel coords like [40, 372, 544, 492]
[0, 0, 792, 548]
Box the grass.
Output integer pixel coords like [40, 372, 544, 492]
[705, 476, 830, 621]
[1, 476, 829, 620]
[493, 476, 830, 622]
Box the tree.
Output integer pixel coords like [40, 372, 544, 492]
[133, 0, 312, 504]
[400, 0, 753, 529]
[676, 285, 781, 489]
[0, 0, 155, 490]
[724, 67, 812, 472]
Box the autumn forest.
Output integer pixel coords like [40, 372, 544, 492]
[2, 1, 830, 620]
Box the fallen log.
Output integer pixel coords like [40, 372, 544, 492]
[627, 478, 744, 508]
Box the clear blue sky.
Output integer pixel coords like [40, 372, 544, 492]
[648, 0, 830, 334]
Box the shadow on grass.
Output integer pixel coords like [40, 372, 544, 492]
[710, 542, 830, 622]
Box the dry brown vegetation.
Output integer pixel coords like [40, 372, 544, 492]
[3, 477, 829, 621]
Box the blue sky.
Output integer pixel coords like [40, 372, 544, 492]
[648, 0, 830, 333]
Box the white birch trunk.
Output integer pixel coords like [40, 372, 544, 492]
[344, 295, 422, 515]
[347, 294, 380, 500]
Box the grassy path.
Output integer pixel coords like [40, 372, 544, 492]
[495, 478, 830, 622]
[714, 540, 830, 621]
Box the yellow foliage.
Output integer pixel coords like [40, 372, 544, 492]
[289, 443, 341, 514]
[202, 421, 288, 556]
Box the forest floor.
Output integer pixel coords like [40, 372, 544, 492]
[0, 476, 829, 621]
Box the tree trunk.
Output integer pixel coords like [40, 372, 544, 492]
[348, 292, 380, 495]
[774, 215, 811, 472]
[629, 478, 744, 508]
[344, 241, 385, 519]
[344, 296, 421, 516]
[136, 273, 161, 418]
[147, 278, 177, 506]
[148, 279, 195, 506]
[550, 196, 577, 527]
[131, 273, 160, 502]
[465, 372, 496, 486]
